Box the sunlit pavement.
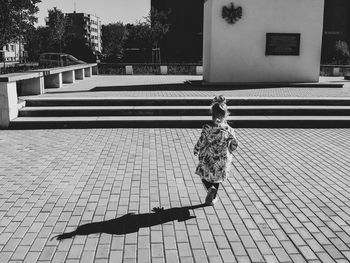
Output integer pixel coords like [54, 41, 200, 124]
[1, 75, 350, 262]
[21, 75, 350, 99]
[1, 128, 350, 262]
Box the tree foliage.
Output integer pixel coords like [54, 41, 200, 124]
[101, 22, 128, 62]
[47, 7, 66, 53]
[25, 26, 52, 61]
[0, 0, 41, 48]
[64, 36, 96, 63]
[125, 22, 152, 49]
[334, 40, 350, 64]
[146, 7, 170, 48]
[26, 7, 95, 63]
[101, 8, 170, 62]
[124, 8, 170, 50]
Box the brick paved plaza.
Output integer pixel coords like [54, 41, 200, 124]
[22, 75, 350, 99]
[1, 127, 350, 262]
[1, 75, 350, 262]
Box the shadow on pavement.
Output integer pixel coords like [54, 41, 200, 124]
[44, 81, 342, 95]
[45, 83, 195, 94]
[89, 83, 283, 91]
[91, 83, 188, 91]
[52, 204, 207, 241]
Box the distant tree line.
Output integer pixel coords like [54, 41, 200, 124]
[1, 2, 170, 64]
[28, 7, 170, 63]
[25, 7, 97, 63]
[2, 1, 350, 65]
[1, 0, 170, 63]
[102, 8, 170, 63]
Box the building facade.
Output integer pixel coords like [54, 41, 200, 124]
[1, 42, 25, 62]
[152, 0, 350, 64]
[65, 12, 102, 54]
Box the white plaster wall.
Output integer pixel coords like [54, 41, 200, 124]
[203, 0, 325, 83]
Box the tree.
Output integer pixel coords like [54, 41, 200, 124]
[333, 40, 350, 65]
[47, 7, 66, 54]
[125, 22, 152, 49]
[121, 8, 170, 63]
[25, 26, 53, 61]
[101, 22, 128, 62]
[0, 0, 41, 66]
[145, 7, 170, 63]
[0, 0, 41, 47]
[64, 36, 96, 63]
[146, 7, 170, 52]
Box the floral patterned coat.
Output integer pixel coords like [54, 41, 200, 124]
[194, 122, 238, 183]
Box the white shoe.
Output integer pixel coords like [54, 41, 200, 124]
[211, 196, 219, 205]
[205, 187, 217, 205]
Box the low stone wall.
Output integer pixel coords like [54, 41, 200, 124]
[98, 63, 203, 75]
[99, 63, 350, 77]
[0, 64, 98, 128]
[320, 65, 350, 76]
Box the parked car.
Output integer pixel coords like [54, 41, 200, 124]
[38, 53, 86, 67]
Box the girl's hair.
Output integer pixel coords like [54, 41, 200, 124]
[211, 95, 229, 122]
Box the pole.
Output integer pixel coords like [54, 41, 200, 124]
[0, 49, 5, 74]
[19, 11, 22, 63]
[2, 52, 5, 74]
[19, 36, 21, 64]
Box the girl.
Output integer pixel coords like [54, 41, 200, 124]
[194, 95, 238, 205]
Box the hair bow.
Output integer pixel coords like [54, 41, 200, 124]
[212, 95, 226, 109]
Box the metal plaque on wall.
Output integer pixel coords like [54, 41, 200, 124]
[265, 33, 301, 56]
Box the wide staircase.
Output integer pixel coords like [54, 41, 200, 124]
[10, 96, 350, 129]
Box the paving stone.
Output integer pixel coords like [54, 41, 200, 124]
[0, 252, 12, 263]
[151, 243, 165, 258]
[298, 245, 318, 261]
[24, 251, 41, 263]
[10, 245, 30, 261]
[236, 255, 252, 263]
[1, 107, 350, 262]
[31, 75, 350, 99]
[177, 243, 192, 257]
[67, 244, 84, 259]
[164, 235, 177, 250]
[95, 244, 110, 259]
[79, 251, 95, 263]
[289, 254, 307, 263]
[38, 246, 56, 261]
[272, 247, 292, 262]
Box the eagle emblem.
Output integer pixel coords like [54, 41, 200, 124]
[222, 3, 242, 24]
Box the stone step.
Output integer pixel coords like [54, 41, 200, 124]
[23, 97, 350, 107]
[18, 105, 350, 117]
[10, 115, 350, 129]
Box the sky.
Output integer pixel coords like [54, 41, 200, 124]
[36, 0, 151, 26]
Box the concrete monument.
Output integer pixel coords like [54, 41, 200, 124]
[203, 0, 325, 83]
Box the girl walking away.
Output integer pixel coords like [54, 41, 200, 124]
[194, 95, 238, 205]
